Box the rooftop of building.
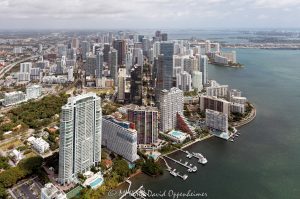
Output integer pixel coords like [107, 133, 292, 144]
[42, 183, 66, 199]
[103, 115, 137, 134]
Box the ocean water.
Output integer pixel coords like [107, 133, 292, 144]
[107, 48, 300, 199]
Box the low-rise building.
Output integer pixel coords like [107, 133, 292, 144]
[29, 137, 50, 154]
[26, 84, 42, 100]
[41, 183, 67, 199]
[3, 91, 26, 106]
[230, 103, 245, 114]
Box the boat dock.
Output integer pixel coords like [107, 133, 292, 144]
[178, 149, 208, 165]
[160, 157, 188, 180]
[163, 155, 197, 172]
[119, 180, 148, 199]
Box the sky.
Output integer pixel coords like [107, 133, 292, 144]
[1, 0, 300, 29]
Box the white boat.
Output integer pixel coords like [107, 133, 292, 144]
[229, 138, 234, 142]
[193, 153, 208, 165]
[186, 154, 192, 158]
[198, 157, 208, 164]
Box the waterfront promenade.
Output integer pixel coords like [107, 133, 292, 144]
[232, 105, 257, 128]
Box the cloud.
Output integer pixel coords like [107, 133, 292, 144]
[0, 0, 299, 29]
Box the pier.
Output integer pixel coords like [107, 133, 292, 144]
[163, 155, 197, 172]
[161, 157, 188, 180]
[119, 180, 148, 199]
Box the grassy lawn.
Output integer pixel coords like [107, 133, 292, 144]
[85, 88, 114, 95]
[24, 151, 38, 158]
[0, 139, 24, 151]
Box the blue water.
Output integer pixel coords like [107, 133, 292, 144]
[90, 177, 103, 188]
[170, 130, 185, 139]
[110, 48, 300, 199]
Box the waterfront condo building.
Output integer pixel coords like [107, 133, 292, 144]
[159, 87, 184, 132]
[102, 116, 139, 162]
[58, 93, 102, 185]
[199, 55, 208, 85]
[200, 95, 230, 115]
[205, 109, 228, 133]
[127, 105, 159, 144]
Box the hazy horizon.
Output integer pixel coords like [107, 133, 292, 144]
[1, 0, 300, 30]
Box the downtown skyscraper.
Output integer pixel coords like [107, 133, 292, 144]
[155, 42, 174, 99]
[58, 93, 102, 185]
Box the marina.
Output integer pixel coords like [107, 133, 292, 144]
[160, 157, 188, 180]
[163, 155, 198, 172]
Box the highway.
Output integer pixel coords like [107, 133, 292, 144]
[0, 44, 55, 79]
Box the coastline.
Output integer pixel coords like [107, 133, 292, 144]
[163, 134, 214, 157]
[231, 104, 257, 128]
[114, 104, 257, 193]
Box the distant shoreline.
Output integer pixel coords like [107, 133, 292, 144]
[224, 46, 300, 50]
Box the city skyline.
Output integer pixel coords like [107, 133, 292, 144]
[1, 0, 300, 29]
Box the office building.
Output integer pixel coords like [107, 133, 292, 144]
[109, 49, 118, 85]
[132, 48, 143, 66]
[96, 52, 103, 78]
[58, 93, 102, 185]
[161, 33, 168, 41]
[102, 116, 139, 162]
[103, 43, 111, 63]
[113, 39, 126, 65]
[125, 51, 133, 75]
[159, 87, 184, 132]
[127, 105, 159, 144]
[117, 68, 126, 102]
[206, 109, 228, 133]
[156, 42, 174, 97]
[85, 55, 96, 76]
[130, 65, 143, 105]
[81, 41, 90, 61]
